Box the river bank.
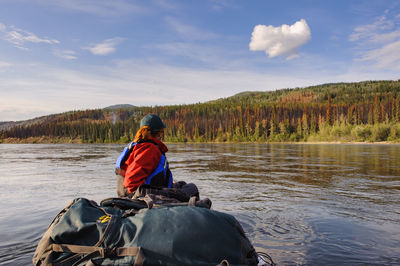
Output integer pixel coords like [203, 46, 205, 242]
[0, 136, 82, 144]
[1, 136, 398, 145]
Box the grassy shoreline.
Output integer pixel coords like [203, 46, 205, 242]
[1, 136, 398, 145]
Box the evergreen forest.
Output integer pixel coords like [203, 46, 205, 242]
[1, 80, 400, 143]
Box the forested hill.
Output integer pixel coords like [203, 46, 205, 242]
[215, 80, 399, 105]
[1, 80, 400, 143]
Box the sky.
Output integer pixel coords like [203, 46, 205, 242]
[0, 0, 399, 121]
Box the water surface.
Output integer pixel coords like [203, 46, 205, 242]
[0, 143, 399, 265]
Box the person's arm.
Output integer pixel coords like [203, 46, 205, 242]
[123, 143, 161, 193]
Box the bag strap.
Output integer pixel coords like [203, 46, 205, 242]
[51, 244, 145, 266]
[188, 196, 197, 206]
[51, 205, 116, 266]
[143, 194, 154, 209]
[116, 139, 162, 174]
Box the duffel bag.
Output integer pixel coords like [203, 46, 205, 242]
[33, 197, 259, 266]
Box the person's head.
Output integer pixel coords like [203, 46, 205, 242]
[134, 114, 166, 142]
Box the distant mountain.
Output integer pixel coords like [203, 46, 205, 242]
[104, 104, 136, 110]
[0, 114, 60, 131]
[0, 104, 135, 130]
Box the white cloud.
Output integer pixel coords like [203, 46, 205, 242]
[350, 12, 400, 69]
[154, 42, 235, 66]
[0, 61, 11, 73]
[358, 40, 400, 70]
[152, 0, 180, 10]
[165, 17, 218, 41]
[0, 61, 11, 68]
[85, 38, 124, 56]
[0, 105, 51, 122]
[53, 49, 78, 60]
[249, 19, 311, 59]
[0, 22, 59, 49]
[349, 15, 399, 43]
[36, 0, 145, 17]
[209, 0, 239, 11]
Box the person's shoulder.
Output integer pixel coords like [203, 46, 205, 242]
[134, 141, 160, 153]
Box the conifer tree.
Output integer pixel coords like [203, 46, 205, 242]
[374, 94, 381, 124]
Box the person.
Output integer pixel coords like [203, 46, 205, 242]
[116, 114, 202, 201]
[116, 114, 173, 197]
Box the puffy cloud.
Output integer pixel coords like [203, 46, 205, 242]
[85, 38, 124, 56]
[249, 19, 311, 59]
[0, 22, 59, 49]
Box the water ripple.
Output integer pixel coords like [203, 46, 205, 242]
[0, 143, 399, 265]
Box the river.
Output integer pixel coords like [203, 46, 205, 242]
[0, 143, 399, 265]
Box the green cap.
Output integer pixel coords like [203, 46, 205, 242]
[140, 114, 166, 132]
